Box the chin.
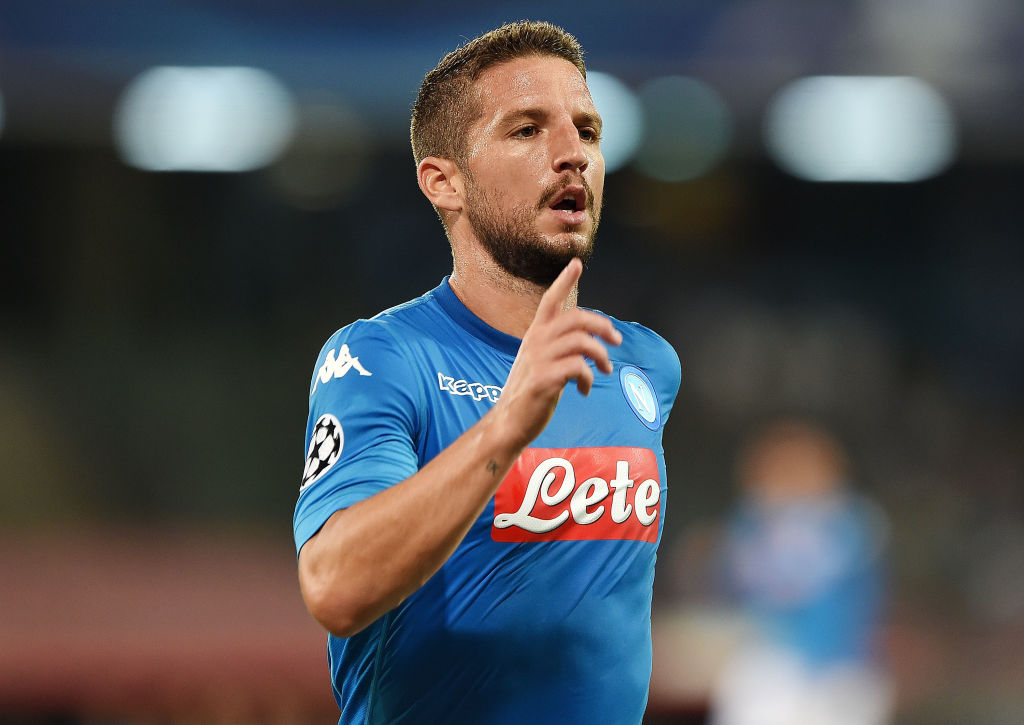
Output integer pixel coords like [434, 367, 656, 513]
[543, 224, 588, 245]
[551, 231, 593, 257]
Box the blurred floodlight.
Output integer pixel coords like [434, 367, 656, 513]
[634, 76, 732, 182]
[586, 71, 643, 173]
[114, 66, 296, 172]
[765, 76, 956, 182]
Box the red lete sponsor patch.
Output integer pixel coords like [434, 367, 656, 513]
[492, 447, 661, 543]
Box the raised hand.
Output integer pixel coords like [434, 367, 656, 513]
[496, 258, 622, 448]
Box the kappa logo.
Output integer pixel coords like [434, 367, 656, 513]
[492, 447, 661, 543]
[311, 344, 372, 394]
[437, 372, 503, 404]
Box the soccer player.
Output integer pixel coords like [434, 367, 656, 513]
[294, 20, 681, 724]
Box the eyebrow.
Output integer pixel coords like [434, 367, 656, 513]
[577, 109, 603, 132]
[499, 106, 603, 132]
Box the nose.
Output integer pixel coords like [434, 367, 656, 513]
[551, 122, 589, 174]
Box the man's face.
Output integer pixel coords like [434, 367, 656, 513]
[460, 55, 605, 286]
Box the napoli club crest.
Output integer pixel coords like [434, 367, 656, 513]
[619, 366, 660, 431]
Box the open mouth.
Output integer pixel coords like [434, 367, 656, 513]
[547, 186, 587, 214]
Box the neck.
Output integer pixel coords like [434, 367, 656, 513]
[447, 242, 578, 339]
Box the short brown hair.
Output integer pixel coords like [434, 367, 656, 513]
[410, 20, 586, 167]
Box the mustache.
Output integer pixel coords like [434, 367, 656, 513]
[537, 177, 596, 211]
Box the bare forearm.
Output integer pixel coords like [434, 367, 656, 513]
[299, 403, 525, 637]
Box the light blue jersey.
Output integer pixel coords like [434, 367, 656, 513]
[294, 278, 680, 724]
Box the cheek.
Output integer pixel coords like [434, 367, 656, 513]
[588, 169, 605, 206]
[498, 165, 547, 203]
[589, 152, 606, 182]
[473, 144, 588, 205]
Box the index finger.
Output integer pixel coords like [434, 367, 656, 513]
[534, 258, 583, 322]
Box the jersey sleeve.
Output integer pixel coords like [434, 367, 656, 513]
[292, 319, 422, 554]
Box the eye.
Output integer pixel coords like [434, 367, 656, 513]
[579, 127, 600, 143]
[512, 125, 538, 138]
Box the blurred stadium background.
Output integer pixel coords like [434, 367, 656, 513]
[1, 1, 1022, 723]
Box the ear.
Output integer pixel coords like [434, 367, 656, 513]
[417, 156, 463, 213]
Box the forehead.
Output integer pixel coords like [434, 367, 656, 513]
[472, 55, 596, 119]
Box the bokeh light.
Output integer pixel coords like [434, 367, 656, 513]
[634, 76, 733, 182]
[113, 66, 297, 172]
[765, 75, 957, 182]
[586, 70, 644, 174]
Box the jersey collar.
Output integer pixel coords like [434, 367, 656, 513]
[434, 277, 522, 358]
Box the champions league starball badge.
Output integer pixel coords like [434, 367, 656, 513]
[301, 413, 343, 490]
[619, 365, 660, 431]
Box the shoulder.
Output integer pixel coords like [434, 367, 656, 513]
[308, 293, 441, 401]
[311, 291, 442, 378]
[584, 310, 682, 425]
[613, 317, 679, 367]
[593, 311, 681, 397]
[310, 319, 401, 390]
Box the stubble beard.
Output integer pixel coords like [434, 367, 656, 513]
[464, 173, 601, 287]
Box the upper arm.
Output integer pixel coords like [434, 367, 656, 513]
[292, 321, 422, 556]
